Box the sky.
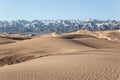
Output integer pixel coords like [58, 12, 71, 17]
[0, 0, 119, 20]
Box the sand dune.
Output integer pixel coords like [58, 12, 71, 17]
[0, 30, 120, 80]
[0, 33, 33, 45]
[0, 34, 95, 66]
[0, 36, 16, 45]
[0, 35, 95, 66]
[75, 30, 120, 41]
[0, 52, 120, 80]
[59, 33, 120, 49]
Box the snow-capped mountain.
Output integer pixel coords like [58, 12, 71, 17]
[0, 19, 120, 34]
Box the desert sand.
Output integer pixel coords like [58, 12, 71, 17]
[0, 30, 120, 80]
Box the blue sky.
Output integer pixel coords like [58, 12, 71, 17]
[0, 0, 119, 20]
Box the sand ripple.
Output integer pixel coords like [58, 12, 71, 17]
[0, 54, 120, 80]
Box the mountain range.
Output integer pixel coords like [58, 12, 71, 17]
[0, 19, 120, 34]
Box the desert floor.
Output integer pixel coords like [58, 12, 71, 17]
[0, 30, 120, 80]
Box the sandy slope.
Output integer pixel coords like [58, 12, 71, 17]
[0, 30, 120, 80]
[0, 34, 95, 66]
[0, 37, 16, 45]
[75, 30, 120, 41]
[0, 52, 120, 80]
[0, 33, 33, 45]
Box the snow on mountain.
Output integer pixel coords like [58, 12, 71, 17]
[0, 19, 120, 34]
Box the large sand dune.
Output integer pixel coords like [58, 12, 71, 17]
[0, 52, 120, 80]
[0, 33, 33, 45]
[0, 30, 120, 80]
